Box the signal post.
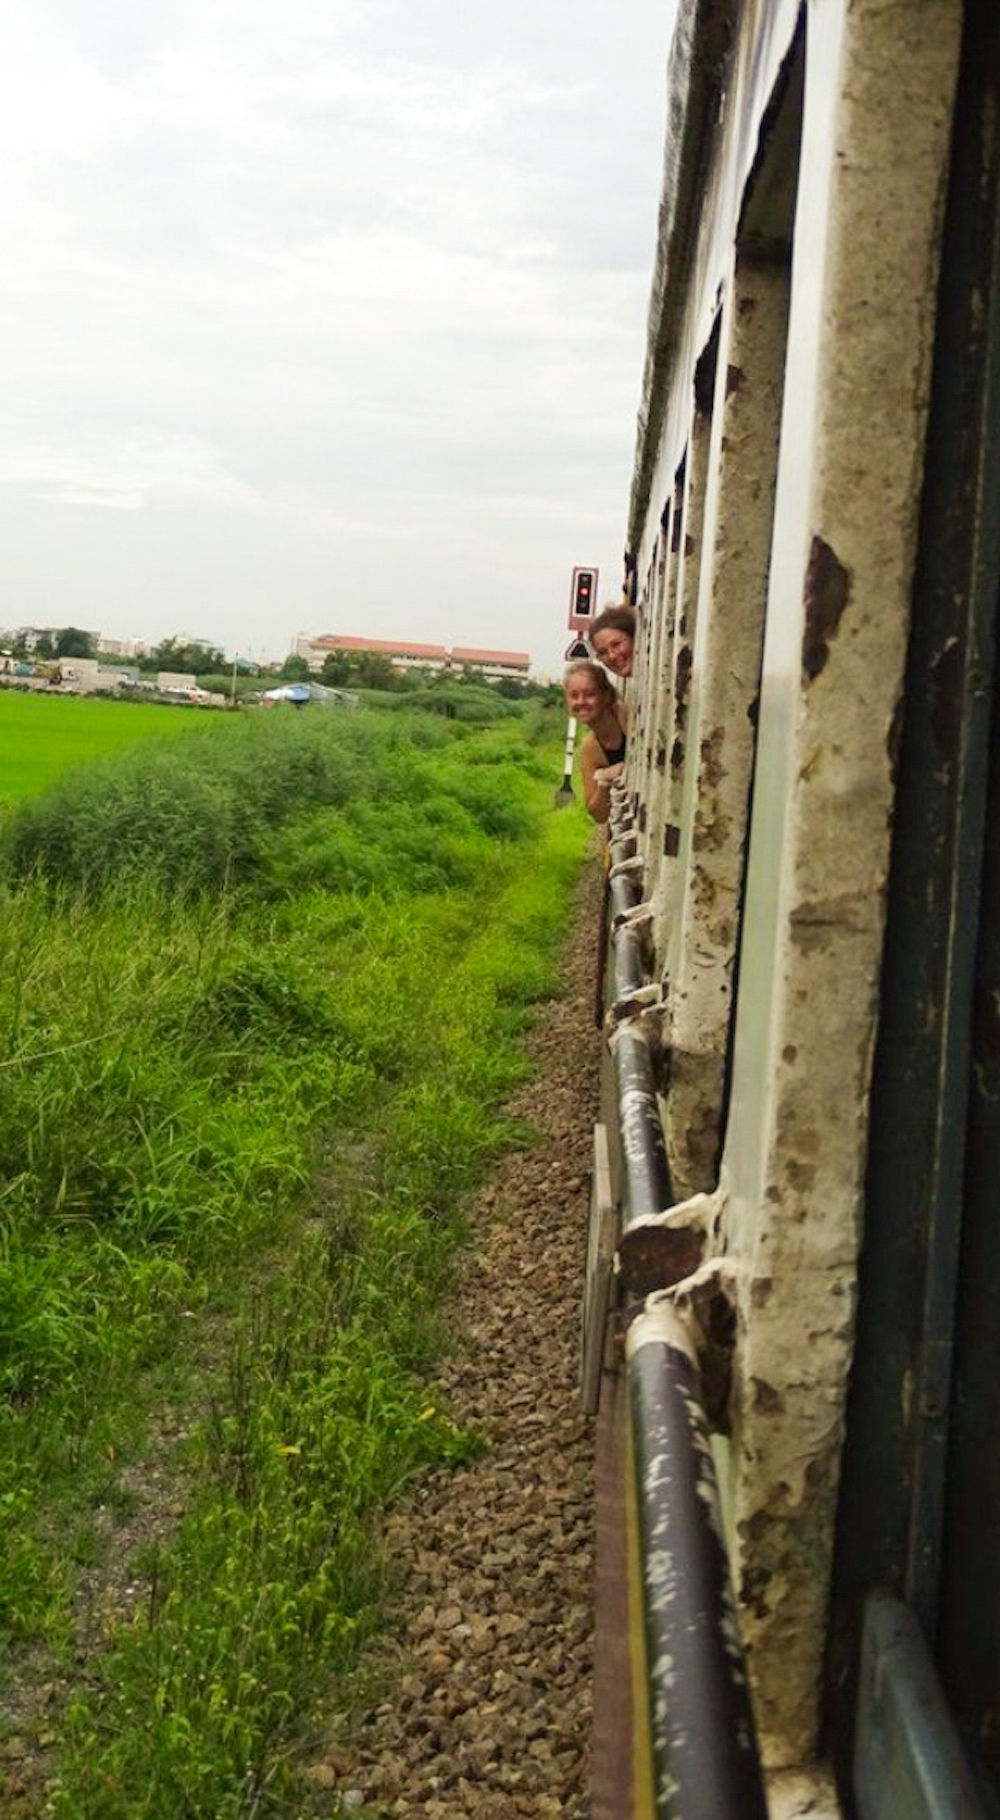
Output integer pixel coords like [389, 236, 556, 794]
[555, 565, 599, 804]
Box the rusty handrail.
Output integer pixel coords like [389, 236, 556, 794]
[627, 1299, 768, 1820]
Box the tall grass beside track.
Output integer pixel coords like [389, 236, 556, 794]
[0, 704, 588, 1819]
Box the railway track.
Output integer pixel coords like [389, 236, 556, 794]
[303, 857, 603, 1818]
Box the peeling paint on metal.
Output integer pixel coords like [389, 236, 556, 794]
[788, 893, 867, 952]
[801, 535, 850, 683]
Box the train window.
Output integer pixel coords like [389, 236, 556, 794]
[632, 508, 671, 840]
[640, 459, 685, 902]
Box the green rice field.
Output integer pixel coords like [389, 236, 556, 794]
[0, 690, 200, 804]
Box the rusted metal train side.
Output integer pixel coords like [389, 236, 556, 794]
[589, 1, 1000, 1813]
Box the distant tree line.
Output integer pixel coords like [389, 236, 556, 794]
[6, 629, 228, 674]
[8, 627, 97, 660]
[5, 627, 560, 704]
[146, 636, 227, 675]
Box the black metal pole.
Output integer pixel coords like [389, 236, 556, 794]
[613, 1025, 671, 1224]
[608, 868, 641, 925]
[628, 1300, 769, 1820]
[611, 922, 646, 998]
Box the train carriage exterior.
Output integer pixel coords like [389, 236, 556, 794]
[590, 0, 1000, 1813]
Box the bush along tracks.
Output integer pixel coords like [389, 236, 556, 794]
[0, 705, 597, 1819]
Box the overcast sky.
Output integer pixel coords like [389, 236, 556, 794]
[0, 0, 673, 676]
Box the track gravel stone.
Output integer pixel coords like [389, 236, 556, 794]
[307, 857, 603, 1819]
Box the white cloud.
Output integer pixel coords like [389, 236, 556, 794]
[0, 9, 126, 157]
[0, 425, 261, 509]
[0, 0, 673, 671]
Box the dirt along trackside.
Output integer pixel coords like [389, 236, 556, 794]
[304, 856, 604, 1819]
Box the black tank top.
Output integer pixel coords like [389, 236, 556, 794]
[598, 714, 626, 767]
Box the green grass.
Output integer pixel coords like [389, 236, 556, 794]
[0, 691, 196, 804]
[0, 703, 590, 1818]
[1, 701, 531, 895]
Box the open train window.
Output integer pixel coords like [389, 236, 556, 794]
[640, 456, 686, 904]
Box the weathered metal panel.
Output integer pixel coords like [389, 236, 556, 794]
[663, 254, 790, 1198]
[621, 0, 963, 1773]
[650, 394, 714, 962]
[631, 0, 802, 553]
[714, 0, 961, 1763]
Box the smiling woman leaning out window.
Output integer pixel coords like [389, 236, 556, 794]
[564, 659, 628, 823]
[590, 603, 636, 679]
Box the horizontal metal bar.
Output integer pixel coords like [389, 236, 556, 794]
[628, 1301, 768, 1820]
[609, 869, 642, 923]
[613, 1025, 672, 1226]
[612, 1025, 704, 1294]
[612, 922, 647, 997]
[610, 830, 639, 869]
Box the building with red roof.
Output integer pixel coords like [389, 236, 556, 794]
[294, 633, 532, 680]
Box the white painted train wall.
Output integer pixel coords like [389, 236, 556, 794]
[620, 0, 961, 1771]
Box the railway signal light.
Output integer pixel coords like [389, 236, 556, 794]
[568, 565, 599, 631]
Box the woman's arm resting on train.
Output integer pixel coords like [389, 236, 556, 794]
[581, 736, 613, 823]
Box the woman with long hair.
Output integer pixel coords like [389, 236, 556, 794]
[564, 659, 628, 823]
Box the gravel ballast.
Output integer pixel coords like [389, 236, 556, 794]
[306, 859, 603, 1818]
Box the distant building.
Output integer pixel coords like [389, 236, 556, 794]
[450, 646, 531, 681]
[55, 658, 102, 692]
[294, 633, 532, 679]
[296, 634, 449, 674]
[96, 636, 151, 659]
